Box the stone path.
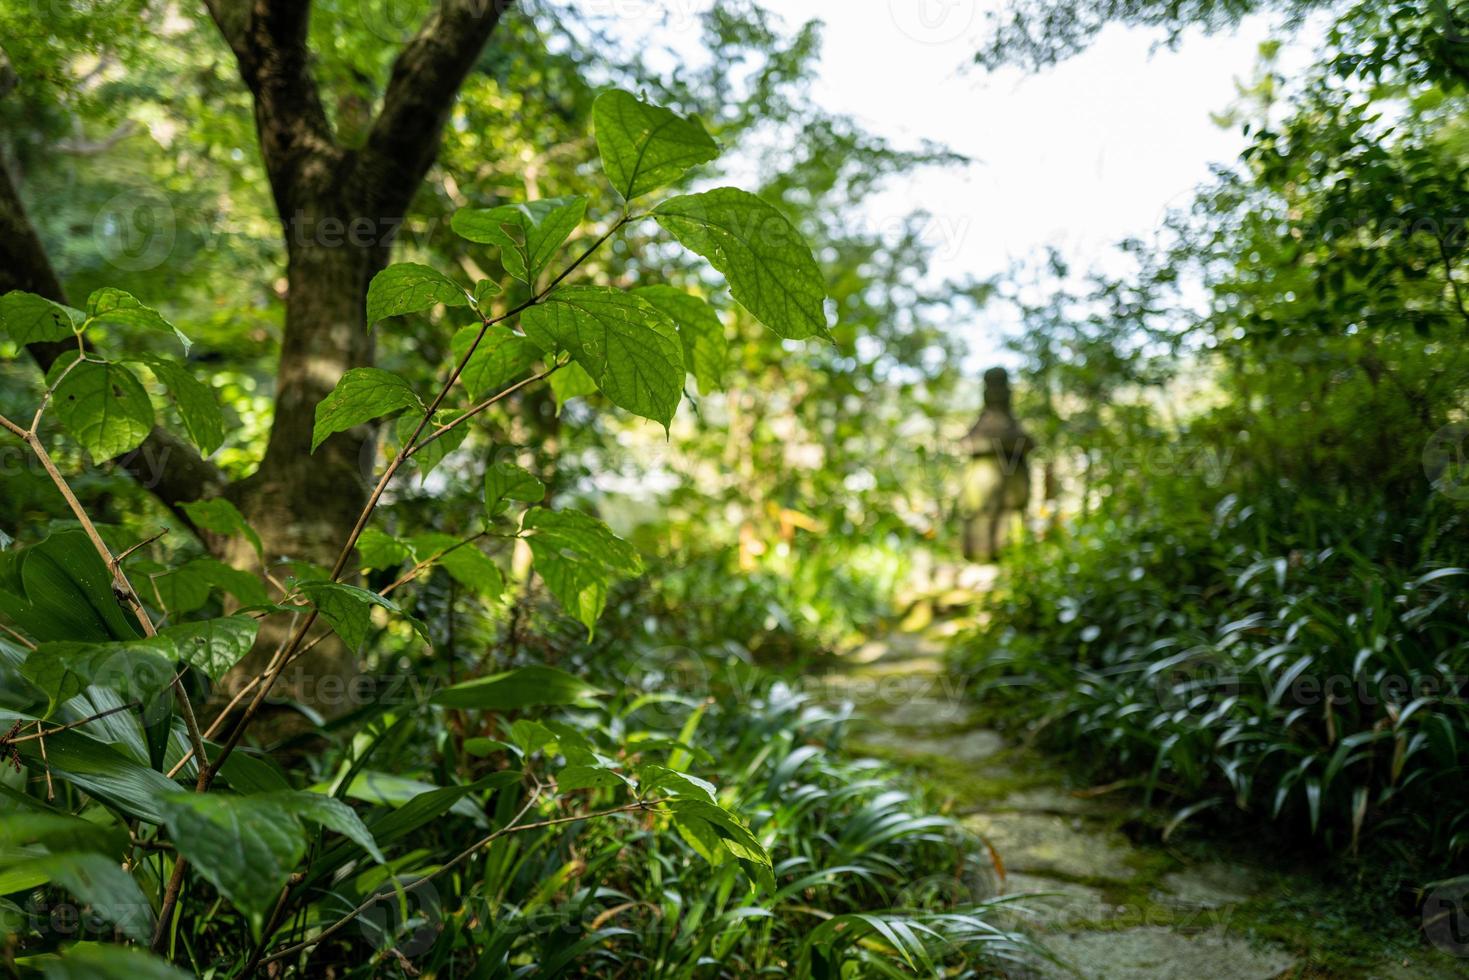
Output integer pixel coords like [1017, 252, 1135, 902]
[814, 625, 1469, 979]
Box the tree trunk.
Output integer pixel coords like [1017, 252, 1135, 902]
[218, 201, 393, 730]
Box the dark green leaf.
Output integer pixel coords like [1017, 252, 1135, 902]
[312, 368, 421, 452]
[3, 852, 153, 942]
[159, 616, 258, 680]
[297, 580, 428, 651]
[261, 791, 385, 862]
[181, 498, 262, 559]
[157, 792, 305, 925]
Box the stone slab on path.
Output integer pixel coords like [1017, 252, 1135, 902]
[1038, 927, 1294, 980]
[858, 727, 1006, 765]
[964, 812, 1141, 882]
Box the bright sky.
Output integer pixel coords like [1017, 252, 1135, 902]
[593, 1, 1315, 361]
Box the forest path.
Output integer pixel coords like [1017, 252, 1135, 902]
[810, 577, 1456, 979]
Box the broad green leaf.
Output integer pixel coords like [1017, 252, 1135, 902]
[0, 530, 141, 642]
[521, 286, 684, 426]
[633, 285, 728, 393]
[638, 764, 717, 804]
[0, 712, 180, 823]
[450, 324, 538, 400]
[365, 263, 469, 324]
[407, 533, 504, 599]
[297, 580, 428, 650]
[22, 637, 178, 715]
[450, 197, 587, 284]
[431, 665, 605, 711]
[4, 852, 153, 942]
[150, 557, 267, 615]
[37, 943, 193, 980]
[157, 792, 305, 925]
[668, 799, 772, 881]
[522, 508, 642, 634]
[312, 367, 421, 452]
[0, 290, 84, 345]
[50, 357, 154, 462]
[0, 813, 129, 856]
[471, 279, 503, 309]
[654, 187, 829, 340]
[261, 790, 385, 863]
[160, 615, 258, 680]
[397, 409, 466, 480]
[86, 287, 190, 353]
[484, 461, 545, 518]
[592, 89, 720, 201]
[547, 360, 597, 411]
[181, 498, 263, 559]
[356, 528, 410, 571]
[134, 354, 225, 455]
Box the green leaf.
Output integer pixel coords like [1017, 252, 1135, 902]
[450, 197, 587, 284]
[557, 764, 629, 791]
[38, 943, 193, 979]
[0, 290, 84, 345]
[134, 354, 225, 455]
[86, 287, 189, 354]
[297, 580, 428, 651]
[0, 529, 141, 643]
[157, 792, 305, 925]
[397, 409, 466, 480]
[654, 187, 829, 340]
[181, 498, 263, 559]
[312, 368, 421, 452]
[22, 637, 178, 715]
[548, 360, 597, 411]
[0, 812, 129, 857]
[522, 508, 642, 635]
[450, 324, 538, 400]
[4, 852, 153, 942]
[471, 279, 503, 309]
[356, 528, 411, 571]
[430, 664, 605, 711]
[160, 615, 258, 681]
[0, 712, 180, 823]
[366, 263, 469, 325]
[521, 286, 684, 426]
[484, 461, 545, 518]
[407, 533, 504, 599]
[633, 285, 727, 393]
[638, 764, 717, 803]
[50, 357, 154, 462]
[592, 89, 720, 201]
[668, 798, 772, 868]
[262, 790, 385, 863]
[150, 557, 267, 616]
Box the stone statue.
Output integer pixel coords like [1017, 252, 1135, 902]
[958, 367, 1033, 561]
